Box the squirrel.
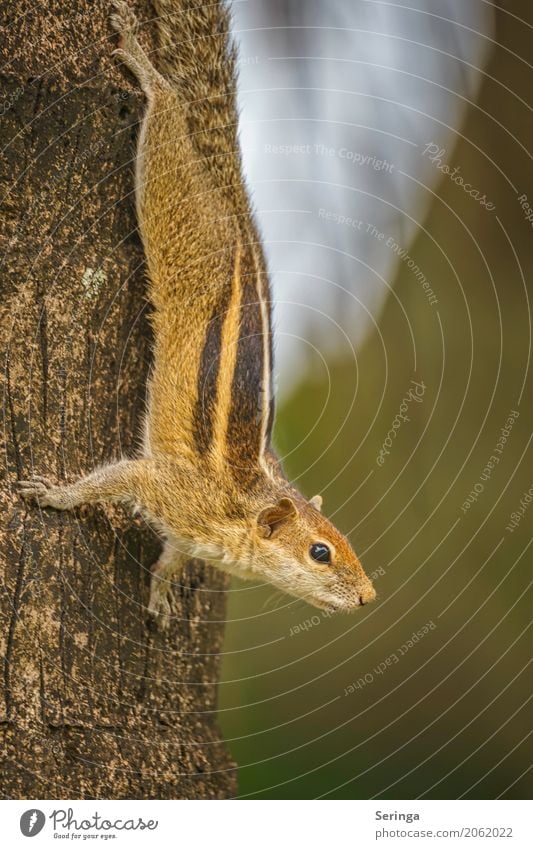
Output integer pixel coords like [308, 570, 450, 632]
[17, 0, 376, 625]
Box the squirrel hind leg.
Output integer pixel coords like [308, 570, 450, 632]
[110, 0, 166, 97]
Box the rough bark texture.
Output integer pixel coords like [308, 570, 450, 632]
[0, 1, 236, 798]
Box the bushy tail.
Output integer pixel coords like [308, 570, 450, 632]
[152, 0, 248, 216]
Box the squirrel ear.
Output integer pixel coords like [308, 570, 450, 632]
[257, 497, 297, 539]
[309, 494, 323, 512]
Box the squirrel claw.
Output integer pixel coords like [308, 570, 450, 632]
[148, 585, 173, 631]
[112, 47, 130, 64]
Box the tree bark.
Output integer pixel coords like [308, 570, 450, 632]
[0, 1, 236, 798]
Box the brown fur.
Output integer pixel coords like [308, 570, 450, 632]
[16, 0, 376, 625]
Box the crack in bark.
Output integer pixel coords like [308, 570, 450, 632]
[5, 356, 23, 478]
[4, 535, 28, 719]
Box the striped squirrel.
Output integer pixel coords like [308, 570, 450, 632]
[17, 0, 376, 624]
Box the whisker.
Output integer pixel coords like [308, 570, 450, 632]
[261, 588, 286, 611]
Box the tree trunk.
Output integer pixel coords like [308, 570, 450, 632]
[0, 1, 236, 798]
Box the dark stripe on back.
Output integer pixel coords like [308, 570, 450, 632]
[255, 248, 276, 443]
[260, 259, 276, 442]
[226, 242, 269, 479]
[266, 395, 276, 442]
[193, 257, 234, 455]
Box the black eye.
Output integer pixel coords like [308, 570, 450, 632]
[309, 543, 331, 564]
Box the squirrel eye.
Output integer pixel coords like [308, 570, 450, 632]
[309, 543, 331, 564]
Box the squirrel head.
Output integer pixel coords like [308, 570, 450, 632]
[248, 493, 376, 611]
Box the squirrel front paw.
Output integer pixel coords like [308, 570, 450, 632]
[148, 578, 174, 631]
[16, 476, 70, 510]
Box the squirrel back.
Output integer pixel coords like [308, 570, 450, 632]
[131, 1, 274, 482]
[153, 0, 250, 222]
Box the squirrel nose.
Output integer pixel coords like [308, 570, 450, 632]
[358, 584, 377, 605]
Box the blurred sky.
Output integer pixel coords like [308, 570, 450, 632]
[232, 0, 495, 394]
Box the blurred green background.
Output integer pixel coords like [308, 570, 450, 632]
[218, 1, 532, 799]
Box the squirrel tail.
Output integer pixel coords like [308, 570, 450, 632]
[152, 0, 246, 214]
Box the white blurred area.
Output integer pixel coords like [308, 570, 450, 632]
[231, 0, 494, 395]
